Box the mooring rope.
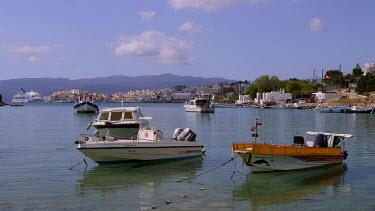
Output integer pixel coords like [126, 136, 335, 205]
[69, 156, 88, 170]
[176, 156, 237, 183]
[56, 143, 76, 150]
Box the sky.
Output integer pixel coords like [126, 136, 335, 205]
[1, 0, 375, 81]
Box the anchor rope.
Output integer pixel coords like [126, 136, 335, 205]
[69, 156, 88, 170]
[176, 156, 237, 183]
[56, 143, 76, 150]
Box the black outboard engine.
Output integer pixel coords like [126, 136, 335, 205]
[177, 128, 197, 142]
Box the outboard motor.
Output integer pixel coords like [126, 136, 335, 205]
[173, 128, 183, 140]
[177, 128, 197, 142]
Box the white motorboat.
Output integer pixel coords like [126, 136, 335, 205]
[76, 117, 205, 164]
[184, 94, 214, 113]
[90, 107, 145, 139]
[74, 96, 99, 114]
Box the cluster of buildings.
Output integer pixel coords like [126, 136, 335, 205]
[43, 82, 251, 103]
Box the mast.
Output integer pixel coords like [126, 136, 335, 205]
[251, 119, 262, 144]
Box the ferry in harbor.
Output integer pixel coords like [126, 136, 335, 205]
[11, 89, 43, 103]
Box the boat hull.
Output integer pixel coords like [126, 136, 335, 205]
[77, 141, 204, 164]
[184, 107, 215, 113]
[74, 102, 99, 113]
[233, 142, 345, 172]
[240, 153, 343, 172]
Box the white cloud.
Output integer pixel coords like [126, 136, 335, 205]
[113, 30, 192, 65]
[138, 10, 156, 20]
[8, 45, 56, 53]
[27, 56, 40, 63]
[179, 21, 201, 33]
[169, 0, 266, 11]
[309, 17, 324, 32]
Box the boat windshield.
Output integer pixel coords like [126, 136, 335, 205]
[138, 117, 154, 130]
[99, 112, 109, 120]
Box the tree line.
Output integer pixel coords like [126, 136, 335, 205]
[246, 65, 375, 99]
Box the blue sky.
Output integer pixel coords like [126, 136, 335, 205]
[1, 0, 374, 81]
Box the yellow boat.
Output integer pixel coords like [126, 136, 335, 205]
[232, 119, 353, 172]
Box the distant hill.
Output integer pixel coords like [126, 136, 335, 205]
[0, 73, 234, 102]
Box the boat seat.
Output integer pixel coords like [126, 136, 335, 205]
[314, 134, 328, 148]
[293, 136, 305, 146]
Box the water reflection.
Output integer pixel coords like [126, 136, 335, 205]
[233, 164, 349, 207]
[76, 158, 203, 197]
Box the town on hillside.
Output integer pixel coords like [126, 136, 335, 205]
[2, 63, 375, 109]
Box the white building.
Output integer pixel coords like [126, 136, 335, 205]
[236, 95, 251, 104]
[363, 63, 375, 75]
[256, 91, 292, 104]
[313, 91, 341, 103]
[173, 93, 194, 100]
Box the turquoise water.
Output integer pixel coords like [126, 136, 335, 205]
[1, 103, 374, 210]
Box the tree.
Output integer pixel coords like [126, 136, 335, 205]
[254, 75, 281, 94]
[356, 74, 375, 94]
[228, 94, 238, 103]
[352, 67, 363, 78]
[246, 84, 258, 99]
[325, 69, 344, 87]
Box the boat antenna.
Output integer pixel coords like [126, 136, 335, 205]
[251, 119, 262, 144]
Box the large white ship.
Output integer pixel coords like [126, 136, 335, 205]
[11, 89, 43, 103]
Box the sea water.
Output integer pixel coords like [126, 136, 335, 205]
[0, 103, 374, 210]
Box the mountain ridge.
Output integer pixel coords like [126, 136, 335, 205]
[0, 73, 234, 102]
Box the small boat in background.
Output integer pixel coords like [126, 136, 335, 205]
[318, 105, 350, 113]
[74, 96, 99, 114]
[232, 119, 353, 172]
[348, 106, 374, 114]
[76, 117, 205, 164]
[184, 94, 215, 113]
[213, 103, 237, 108]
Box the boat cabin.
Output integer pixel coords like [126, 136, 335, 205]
[96, 107, 143, 122]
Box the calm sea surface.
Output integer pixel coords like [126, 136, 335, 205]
[1, 103, 374, 210]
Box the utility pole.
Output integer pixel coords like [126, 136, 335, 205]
[313, 69, 316, 82]
[321, 69, 324, 92]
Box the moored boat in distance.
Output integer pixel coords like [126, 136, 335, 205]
[76, 117, 205, 164]
[232, 119, 353, 172]
[318, 105, 350, 113]
[184, 94, 215, 113]
[348, 106, 374, 114]
[74, 96, 99, 114]
[213, 103, 237, 108]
